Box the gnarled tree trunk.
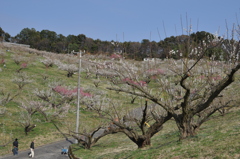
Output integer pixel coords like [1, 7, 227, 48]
[134, 135, 151, 148]
[174, 114, 196, 140]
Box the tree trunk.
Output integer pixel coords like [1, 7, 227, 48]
[178, 122, 196, 140]
[25, 124, 36, 135]
[67, 72, 73, 77]
[175, 114, 196, 140]
[135, 136, 151, 148]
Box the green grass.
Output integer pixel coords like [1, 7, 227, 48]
[70, 110, 240, 159]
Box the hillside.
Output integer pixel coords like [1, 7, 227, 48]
[0, 42, 240, 159]
[72, 110, 240, 158]
[0, 43, 82, 155]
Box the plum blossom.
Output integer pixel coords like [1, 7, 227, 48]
[110, 54, 122, 59]
[53, 86, 92, 97]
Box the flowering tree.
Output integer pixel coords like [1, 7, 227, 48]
[16, 62, 28, 73]
[18, 93, 71, 133]
[53, 85, 91, 98]
[50, 90, 114, 149]
[11, 72, 33, 89]
[33, 82, 91, 119]
[33, 87, 75, 109]
[88, 29, 240, 141]
[56, 61, 78, 77]
[40, 57, 54, 68]
[12, 54, 26, 65]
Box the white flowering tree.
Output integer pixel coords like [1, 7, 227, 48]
[12, 53, 26, 65]
[40, 56, 55, 68]
[11, 72, 33, 90]
[56, 61, 78, 77]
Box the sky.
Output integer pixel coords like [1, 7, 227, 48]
[0, 0, 239, 42]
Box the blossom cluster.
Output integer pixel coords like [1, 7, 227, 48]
[110, 54, 122, 59]
[53, 86, 92, 97]
[21, 63, 28, 68]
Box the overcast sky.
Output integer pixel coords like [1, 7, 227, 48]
[0, 0, 239, 42]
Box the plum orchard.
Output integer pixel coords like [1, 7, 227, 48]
[84, 31, 240, 147]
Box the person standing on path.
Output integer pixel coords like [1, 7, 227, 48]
[29, 140, 35, 158]
[12, 138, 18, 155]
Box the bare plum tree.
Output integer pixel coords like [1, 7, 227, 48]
[67, 124, 114, 149]
[18, 111, 36, 135]
[0, 87, 18, 107]
[85, 94, 171, 148]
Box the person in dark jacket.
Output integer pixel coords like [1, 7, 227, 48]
[12, 138, 18, 155]
[29, 140, 35, 158]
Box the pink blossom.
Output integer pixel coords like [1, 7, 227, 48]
[53, 86, 92, 97]
[0, 59, 4, 64]
[21, 63, 28, 68]
[110, 54, 122, 59]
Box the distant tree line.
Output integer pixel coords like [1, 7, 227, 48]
[0, 27, 233, 60]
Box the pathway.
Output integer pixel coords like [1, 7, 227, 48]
[0, 138, 74, 159]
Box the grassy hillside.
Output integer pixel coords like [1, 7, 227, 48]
[0, 43, 240, 158]
[0, 43, 138, 156]
[71, 109, 240, 158]
[0, 43, 81, 155]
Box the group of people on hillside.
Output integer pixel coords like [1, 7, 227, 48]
[12, 138, 35, 158]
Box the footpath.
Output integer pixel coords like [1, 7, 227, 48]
[0, 138, 74, 159]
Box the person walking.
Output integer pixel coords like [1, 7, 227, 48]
[29, 140, 35, 158]
[12, 138, 18, 155]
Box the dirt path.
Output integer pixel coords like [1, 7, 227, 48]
[0, 138, 74, 159]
